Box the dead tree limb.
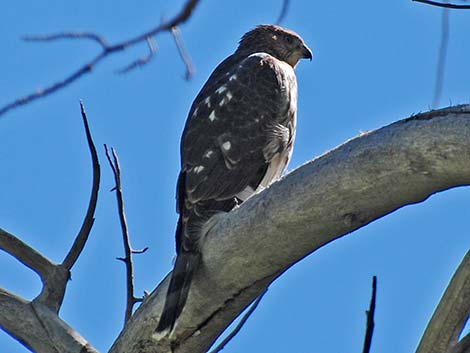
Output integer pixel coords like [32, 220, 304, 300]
[0, 101, 100, 352]
[362, 276, 377, 353]
[416, 250, 470, 353]
[0, 288, 99, 353]
[63, 101, 100, 272]
[109, 105, 470, 353]
[0, 0, 201, 118]
[105, 145, 148, 325]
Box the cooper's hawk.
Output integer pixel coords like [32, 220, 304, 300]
[157, 24, 312, 332]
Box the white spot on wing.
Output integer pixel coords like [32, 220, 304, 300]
[209, 111, 217, 121]
[229, 74, 237, 81]
[219, 91, 233, 106]
[204, 97, 211, 108]
[193, 165, 205, 174]
[192, 107, 199, 117]
[216, 85, 227, 94]
[204, 150, 214, 158]
[222, 141, 231, 151]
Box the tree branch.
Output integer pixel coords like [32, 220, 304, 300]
[105, 145, 147, 325]
[0, 102, 100, 351]
[117, 37, 157, 74]
[276, 0, 290, 25]
[413, 0, 470, 9]
[0, 228, 57, 280]
[62, 100, 100, 271]
[0, 288, 99, 353]
[109, 105, 470, 353]
[432, 6, 449, 108]
[208, 288, 268, 353]
[362, 276, 377, 353]
[416, 250, 470, 353]
[171, 26, 195, 80]
[0, 0, 201, 118]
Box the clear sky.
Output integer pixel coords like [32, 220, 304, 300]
[1, 1, 469, 352]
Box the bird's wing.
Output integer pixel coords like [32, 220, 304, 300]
[179, 52, 297, 212]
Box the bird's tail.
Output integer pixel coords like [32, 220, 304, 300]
[156, 248, 201, 332]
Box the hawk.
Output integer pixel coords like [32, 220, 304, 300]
[157, 24, 312, 332]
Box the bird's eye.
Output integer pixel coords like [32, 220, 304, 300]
[285, 35, 293, 44]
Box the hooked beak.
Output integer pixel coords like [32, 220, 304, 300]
[286, 42, 313, 67]
[300, 43, 313, 61]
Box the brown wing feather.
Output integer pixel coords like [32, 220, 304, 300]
[180, 53, 297, 218]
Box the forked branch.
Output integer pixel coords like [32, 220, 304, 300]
[0, 101, 100, 352]
[105, 145, 147, 324]
[0, 0, 201, 117]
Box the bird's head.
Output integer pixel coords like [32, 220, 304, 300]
[236, 24, 312, 68]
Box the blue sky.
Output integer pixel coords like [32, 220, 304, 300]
[1, 1, 469, 352]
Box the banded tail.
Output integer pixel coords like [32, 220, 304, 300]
[156, 246, 201, 332]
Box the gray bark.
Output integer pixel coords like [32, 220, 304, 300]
[109, 105, 470, 353]
[0, 288, 98, 353]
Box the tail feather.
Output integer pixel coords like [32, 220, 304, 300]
[156, 250, 201, 332]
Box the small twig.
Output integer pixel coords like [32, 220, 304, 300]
[276, 0, 290, 25]
[362, 276, 377, 353]
[117, 37, 158, 74]
[105, 145, 143, 324]
[413, 0, 470, 8]
[23, 32, 108, 49]
[416, 251, 470, 353]
[208, 288, 268, 353]
[62, 101, 101, 271]
[171, 26, 195, 80]
[132, 247, 149, 254]
[432, 6, 449, 108]
[0, 0, 201, 117]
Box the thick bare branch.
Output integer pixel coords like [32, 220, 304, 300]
[416, 250, 470, 353]
[0, 288, 99, 353]
[0, 228, 56, 279]
[109, 105, 470, 353]
[0, 0, 201, 117]
[0, 211, 69, 314]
